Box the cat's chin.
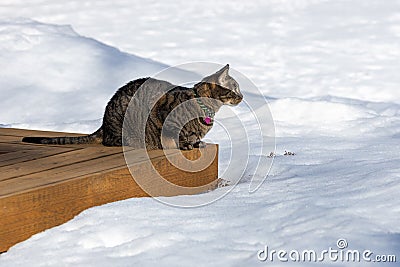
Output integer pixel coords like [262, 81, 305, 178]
[225, 101, 241, 106]
[224, 97, 243, 106]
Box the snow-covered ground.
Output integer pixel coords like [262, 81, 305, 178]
[1, 0, 400, 266]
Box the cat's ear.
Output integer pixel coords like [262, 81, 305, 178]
[202, 64, 230, 84]
[216, 64, 229, 83]
[216, 64, 229, 77]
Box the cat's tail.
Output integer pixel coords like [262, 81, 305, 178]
[22, 127, 103, 145]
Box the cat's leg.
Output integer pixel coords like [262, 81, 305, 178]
[124, 136, 141, 148]
[177, 125, 203, 150]
[179, 140, 207, 150]
[160, 135, 178, 149]
[179, 141, 194, 150]
[102, 131, 122, 146]
[193, 141, 207, 148]
[178, 134, 197, 150]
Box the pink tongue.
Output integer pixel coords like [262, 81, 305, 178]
[204, 117, 212, 125]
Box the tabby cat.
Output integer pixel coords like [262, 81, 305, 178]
[22, 64, 243, 150]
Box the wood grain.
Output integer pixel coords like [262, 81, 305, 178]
[0, 128, 218, 252]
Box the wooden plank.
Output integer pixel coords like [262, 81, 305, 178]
[0, 151, 218, 252]
[0, 127, 86, 137]
[0, 147, 79, 167]
[0, 141, 76, 151]
[0, 135, 29, 142]
[0, 143, 23, 152]
[0, 147, 123, 182]
[0, 128, 219, 252]
[0, 149, 169, 196]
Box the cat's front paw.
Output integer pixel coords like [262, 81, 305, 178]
[179, 142, 194, 150]
[193, 141, 206, 148]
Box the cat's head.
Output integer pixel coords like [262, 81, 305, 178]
[195, 64, 243, 106]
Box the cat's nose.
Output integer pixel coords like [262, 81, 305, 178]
[236, 94, 243, 103]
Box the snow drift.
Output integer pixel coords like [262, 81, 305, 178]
[0, 18, 196, 132]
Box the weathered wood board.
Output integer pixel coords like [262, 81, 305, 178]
[0, 128, 218, 252]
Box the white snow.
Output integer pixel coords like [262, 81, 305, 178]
[1, 0, 400, 266]
[0, 18, 196, 132]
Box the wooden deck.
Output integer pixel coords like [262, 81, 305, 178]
[0, 128, 218, 252]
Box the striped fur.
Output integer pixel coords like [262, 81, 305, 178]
[22, 128, 103, 145]
[22, 64, 243, 150]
